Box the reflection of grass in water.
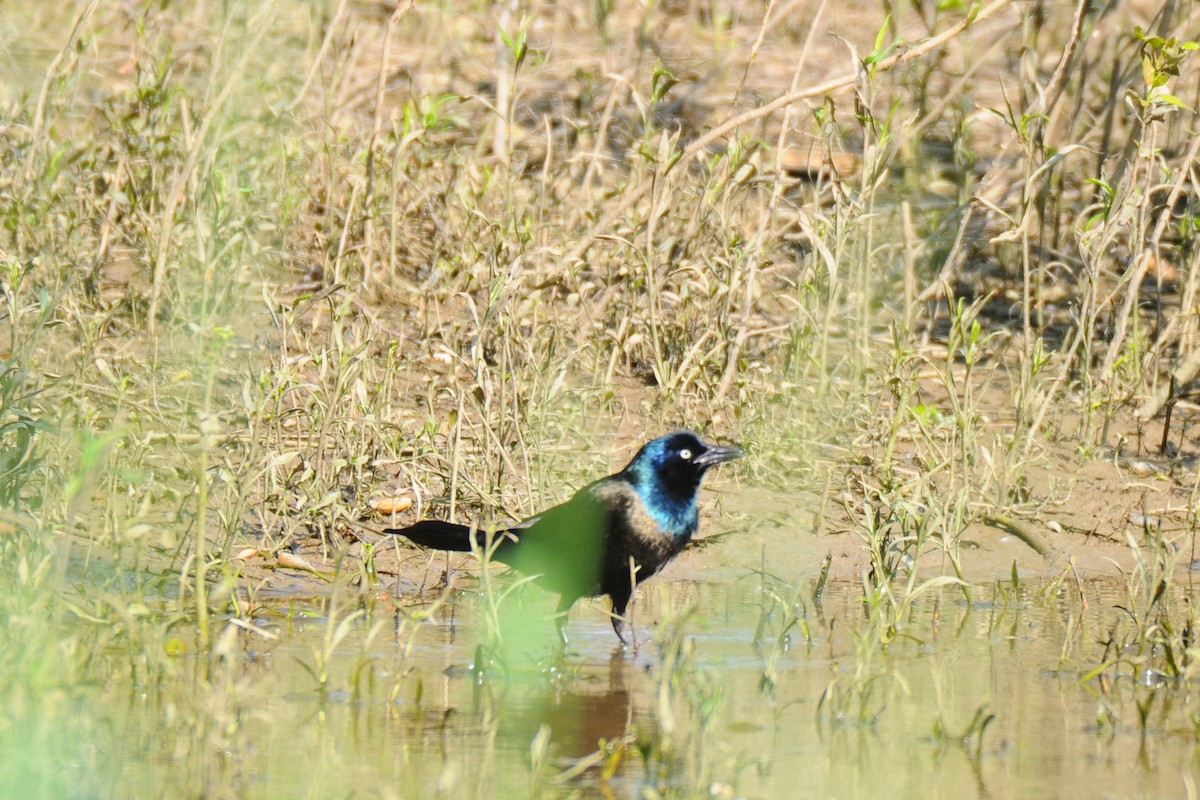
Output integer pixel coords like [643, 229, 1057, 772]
[1079, 517, 1200, 736]
[751, 566, 814, 708]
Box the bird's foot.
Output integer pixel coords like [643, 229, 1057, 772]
[554, 604, 579, 655]
[611, 615, 633, 651]
[555, 618, 569, 647]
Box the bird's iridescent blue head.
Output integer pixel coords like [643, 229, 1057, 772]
[622, 432, 744, 535]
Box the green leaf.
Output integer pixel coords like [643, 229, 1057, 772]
[498, 26, 515, 52]
[874, 13, 892, 54]
[1085, 176, 1112, 194]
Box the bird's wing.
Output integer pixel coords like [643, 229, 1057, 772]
[498, 478, 630, 598]
[504, 478, 628, 540]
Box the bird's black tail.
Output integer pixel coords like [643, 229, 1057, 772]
[384, 520, 514, 555]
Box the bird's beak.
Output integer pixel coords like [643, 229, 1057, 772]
[694, 443, 744, 468]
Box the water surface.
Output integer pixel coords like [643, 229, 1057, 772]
[71, 573, 1200, 799]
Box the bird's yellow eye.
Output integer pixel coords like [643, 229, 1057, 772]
[679, 448, 693, 460]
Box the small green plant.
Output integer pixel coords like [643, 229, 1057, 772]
[751, 569, 812, 700]
[1131, 27, 1198, 114]
[1082, 518, 1195, 735]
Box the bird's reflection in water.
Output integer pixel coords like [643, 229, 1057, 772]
[499, 650, 643, 761]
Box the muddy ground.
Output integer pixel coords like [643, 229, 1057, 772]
[229, 357, 1200, 615]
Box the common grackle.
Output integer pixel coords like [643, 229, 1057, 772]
[384, 431, 743, 644]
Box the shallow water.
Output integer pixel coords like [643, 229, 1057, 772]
[75, 574, 1200, 799]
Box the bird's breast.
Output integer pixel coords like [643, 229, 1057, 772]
[623, 491, 696, 545]
[588, 479, 696, 545]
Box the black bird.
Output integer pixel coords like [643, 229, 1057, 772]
[384, 431, 743, 644]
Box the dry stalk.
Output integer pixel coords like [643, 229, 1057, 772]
[730, 0, 779, 110]
[563, 0, 1016, 265]
[20, 0, 100, 186]
[148, 0, 278, 335]
[363, 1, 415, 293]
[288, 0, 350, 112]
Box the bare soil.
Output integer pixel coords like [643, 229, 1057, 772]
[230, 357, 1200, 611]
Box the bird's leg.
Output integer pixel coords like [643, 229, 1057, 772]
[610, 584, 633, 650]
[626, 557, 639, 651]
[610, 612, 628, 646]
[554, 595, 574, 648]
